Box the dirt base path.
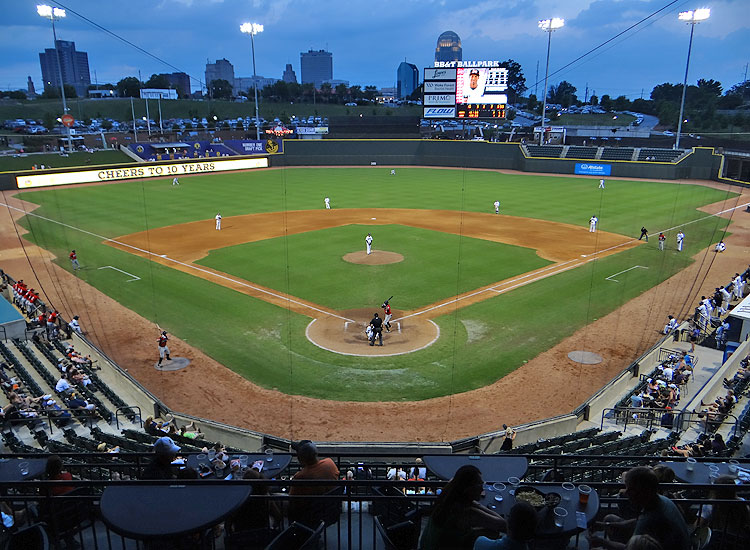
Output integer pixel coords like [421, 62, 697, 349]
[1, 182, 748, 443]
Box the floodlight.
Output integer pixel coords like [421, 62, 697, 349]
[37, 5, 65, 18]
[240, 22, 264, 35]
[538, 18, 564, 31]
[679, 8, 710, 22]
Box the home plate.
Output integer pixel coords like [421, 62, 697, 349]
[154, 357, 190, 371]
[567, 350, 603, 365]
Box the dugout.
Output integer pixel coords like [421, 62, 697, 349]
[726, 293, 750, 344]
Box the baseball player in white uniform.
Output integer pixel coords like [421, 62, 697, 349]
[599, 179, 605, 189]
[734, 273, 744, 300]
[324, 197, 330, 209]
[589, 215, 598, 232]
[390, 169, 396, 175]
[215, 213, 222, 230]
[494, 200, 500, 214]
[365, 233, 373, 255]
[676, 231, 684, 251]
[172, 177, 179, 186]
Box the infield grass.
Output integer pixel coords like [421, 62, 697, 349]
[14, 167, 737, 401]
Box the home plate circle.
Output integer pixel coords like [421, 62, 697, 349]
[567, 351, 603, 364]
[154, 357, 190, 371]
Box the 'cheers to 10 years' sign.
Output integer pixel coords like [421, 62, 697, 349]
[16, 157, 269, 189]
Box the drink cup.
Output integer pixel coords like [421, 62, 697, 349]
[208, 449, 216, 461]
[554, 507, 568, 528]
[19, 462, 29, 476]
[492, 482, 506, 493]
[561, 482, 575, 502]
[728, 460, 739, 474]
[507, 477, 520, 495]
[578, 485, 591, 507]
[265, 449, 274, 462]
[197, 453, 207, 464]
[686, 457, 696, 472]
[240, 455, 249, 470]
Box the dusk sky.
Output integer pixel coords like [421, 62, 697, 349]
[1, 0, 748, 100]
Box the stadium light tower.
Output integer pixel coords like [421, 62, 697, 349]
[37, 4, 73, 152]
[538, 18, 564, 145]
[240, 22, 264, 140]
[675, 8, 710, 149]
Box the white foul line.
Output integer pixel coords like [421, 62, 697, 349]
[605, 265, 648, 283]
[1, 201, 354, 323]
[98, 266, 140, 282]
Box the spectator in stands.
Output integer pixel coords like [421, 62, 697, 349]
[288, 440, 339, 524]
[419, 464, 506, 550]
[144, 416, 170, 437]
[697, 475, 750, 540]
[710, 433, 727, 455]
[97, 442, 120, 453]
[590, 466, 689, 550]
[66, 392, 96, 413]
[141, 436, 181, 479]
[68, 315, 82, 335]
[178, 421, 205, 440]
[410, 458, 427, 480]
[44, 455, 74, 496]
[225, 468, 282, 543]
[500, 425, 516, 451]
[473, 501, 537, 549]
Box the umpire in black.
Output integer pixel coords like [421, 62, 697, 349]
[369, 313, 383, 346]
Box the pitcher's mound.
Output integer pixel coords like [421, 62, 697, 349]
[306, 308, 439, 356]
[343, 250, 404, 265]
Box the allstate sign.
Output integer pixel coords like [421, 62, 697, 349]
[575, 163, 611, 176]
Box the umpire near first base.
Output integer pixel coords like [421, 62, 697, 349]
[369, 313, 383, 346]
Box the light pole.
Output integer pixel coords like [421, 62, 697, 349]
[240, 22, 264, 141]
[37, 4, 73, 153]
[538, 18, 564, 145]
[675, 8, 710, 150]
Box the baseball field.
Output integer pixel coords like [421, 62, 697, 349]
[11, 167, 736, 403]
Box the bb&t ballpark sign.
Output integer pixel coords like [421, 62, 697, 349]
[433, 60, 501, 68]
[16, 157, 269, 189]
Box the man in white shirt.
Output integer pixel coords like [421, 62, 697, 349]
[599, 179, 605, 189]
[215, 213, 222, 230]
[69, 315, 82, 335]
[172, 177, 179, 186]
[589, 215, 598, 232]
[676, 231, 684, 251]
[55, 375, 72, 395]
[494, 200, 500, 214]
[663, 315, 679, 334]
[461, 69, 485, 104]
[733, 273, 744, 300]
[324, 197, 330, 209]
[719, 286, 732, 314]
[365, 233, 373, 255]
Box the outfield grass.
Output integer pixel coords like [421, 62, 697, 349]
[15, 167, 736, 401]
[0, 150, 132, 173]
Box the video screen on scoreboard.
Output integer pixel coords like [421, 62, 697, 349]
[455, 67, 508, 105]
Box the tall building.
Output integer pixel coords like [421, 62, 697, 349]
[435, 31, 462, 63]
[39, 40, 91, 97]
[234, 76, 278, 94]
[166, 72, 191, 97]
[397, 62, 419, 99]
[205, 59, 235, 89]
[27, 76, 36, 97]
[282, 64, 297, 84]
[300, 49, 332, 88]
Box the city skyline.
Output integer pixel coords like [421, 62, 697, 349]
[2, 0, 748, 100]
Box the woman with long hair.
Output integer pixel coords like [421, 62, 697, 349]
[419, 465, 506, 549]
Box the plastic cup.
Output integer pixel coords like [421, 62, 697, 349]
[561, 482, 575, 502]
[554, 507, 568, 528]
[686, 457, 696, 472]
[265, 449, 274, 462]
[507, 477, 520, 495]
[578, 485, 591, 507]
[207, 449, 216, 461]
[18, 462, 29, 476]
[493, 482, 506, 493]
[728, 460, 739, 474]
[240, 455, 249, 469]
[197, 453, 207, 464]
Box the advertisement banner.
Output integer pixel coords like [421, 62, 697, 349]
[296, 127, 329, 135]
[424, 94, 456, 106]
[574, 163, 612, 176]
[423, 107, 456, 118]
[16, 157, 269, 189]
[424, 81, 456, 93]
[423, 68, 456, 81]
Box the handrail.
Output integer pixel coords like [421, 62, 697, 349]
[114, 405, 142, 430]
[600, 406, 677, 432]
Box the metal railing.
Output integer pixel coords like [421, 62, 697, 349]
[601, 407, 678, 432]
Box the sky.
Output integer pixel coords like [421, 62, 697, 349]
[1, 0, 748, 100]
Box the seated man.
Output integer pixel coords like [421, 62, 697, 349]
[141, 436, 181, 479]
[588, 466, 689, 550]
[474, 501, 537, 549]
[288, 440, 340, 525]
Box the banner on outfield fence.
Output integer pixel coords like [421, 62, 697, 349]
[16, 157, 269, 189]
[574, 163, 611, 176]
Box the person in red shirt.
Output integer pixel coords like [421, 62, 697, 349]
[381, 300, 393, 332]
[157, 331, 171, 365]
[69, 250, 79, 271]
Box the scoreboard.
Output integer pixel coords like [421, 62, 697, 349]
[423, 63, 508, 120]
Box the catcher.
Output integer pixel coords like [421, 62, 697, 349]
[381, 298, 393, 332]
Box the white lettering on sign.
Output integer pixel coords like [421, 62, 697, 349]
[423, 68, 457, 80]
[424, 81, 456, 93]
[423, 94, 457, 106]
[423, 107, 457, 118]
[433, 60, 501, 68]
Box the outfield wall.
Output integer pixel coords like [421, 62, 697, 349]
[275, 140, 727, 182]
